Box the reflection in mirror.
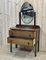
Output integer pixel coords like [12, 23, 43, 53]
[21, 2, 34, 24]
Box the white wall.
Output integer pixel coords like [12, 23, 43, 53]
[0, 0, 46, 51]
[0, 0, 17, 45]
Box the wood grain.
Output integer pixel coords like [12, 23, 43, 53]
[9, 30, 34, 38]
[7, 37, 33, 46]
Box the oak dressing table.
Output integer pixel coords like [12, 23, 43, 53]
[7, 2, 40, 57]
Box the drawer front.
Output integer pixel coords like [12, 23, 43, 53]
[7, 37, 33, 46]
[9, 30, 34, 38]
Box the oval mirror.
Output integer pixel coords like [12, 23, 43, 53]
[21, 2, 34, 24]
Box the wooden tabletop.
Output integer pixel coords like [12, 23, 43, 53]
[10, 26, 40, 32]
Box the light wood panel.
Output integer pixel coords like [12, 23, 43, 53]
[9, 30, 34, 38]
[7, 37, 33, 46]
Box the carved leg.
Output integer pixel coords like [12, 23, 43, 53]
[10, 43, 12, 52]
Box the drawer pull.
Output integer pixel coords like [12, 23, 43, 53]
[28, 42, 30, 46]
[12, 32, 13, 35]
[29, 35, 31, 37]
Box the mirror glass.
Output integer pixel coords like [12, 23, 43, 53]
[21, 2, 34, 24]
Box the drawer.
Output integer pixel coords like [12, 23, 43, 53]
[7, 37, 33, 46]
[9, 30, 34, 38]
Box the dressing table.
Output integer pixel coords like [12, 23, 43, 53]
[7, 2, 40, 57]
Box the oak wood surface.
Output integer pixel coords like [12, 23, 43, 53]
[7, 37, 33, 46]
[9, 30, 34, 38]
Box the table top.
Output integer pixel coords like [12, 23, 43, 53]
[10, 25, 40, 32]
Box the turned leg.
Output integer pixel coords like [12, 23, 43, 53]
[10, 43, 12, 52]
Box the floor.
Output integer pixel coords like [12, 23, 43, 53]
[0, 45, 46, 60]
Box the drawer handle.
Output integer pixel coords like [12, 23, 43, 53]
[12, 32, 13, 35]
[29, 35, 31, 37]
[28, 42, 30, 46]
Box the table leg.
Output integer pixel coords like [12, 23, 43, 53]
[35, 44, 36, 57]
[10, 43, 12, 52]
[38, 41, 39, 52]
[38, 29, 40, 52]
